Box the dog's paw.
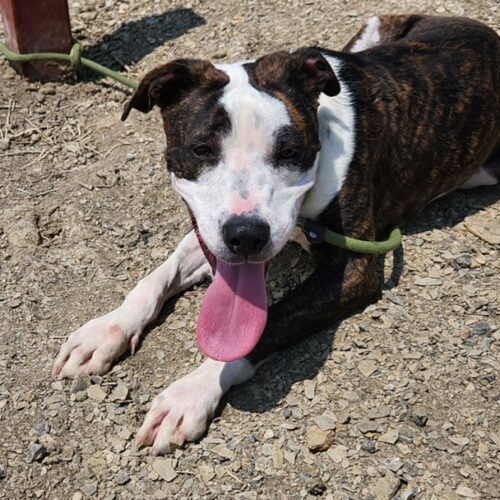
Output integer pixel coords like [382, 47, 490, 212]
[52, 313, 140, 379]
[135, 359, 254, 455]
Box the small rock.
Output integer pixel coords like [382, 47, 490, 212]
[409, 409, 428, 427]
[415, 277, 442, 286]
[327, 445, 348, 464]
[374, 472, 401, 499]
[51, 381, 64, 391]
[336, 411, 351, 424]
[72, 493, 83, 500]
[81, 481, 98, 497]
[307, 479, 326, 496]
[87, 385, 107, 402]
[211, 443, 234, 460]
[359, 360, 378, 377]
[368, 405, 390, 419]
[4, 211, 41, 248]
[74, 391, 88, 402]
[361, 439, 377, 453]
[198, 464, 215, 483]
[464, 218, 500, 245]
[455, 484, 479, 498]
[109, 384, 129, 402]
[153, 459, 177, 482]
[304, 380, 316, 400]
[452, 254, 471, 269]
[357, 420, 379, 434]
[306, 426, 335, 452]
[115, 471, 129, 485]
[383, 457, 404, 472]
[470, 323, 491, 337]
[70, 375, 91, 394]
[315, 414, 337, 431]
[25, 443, 48, 463]
[379, 429, 399, 445]
[0, 469, 6, 480]
[448, 436, 470, 447]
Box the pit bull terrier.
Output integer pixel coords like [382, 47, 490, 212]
[53, 14, 499, 455]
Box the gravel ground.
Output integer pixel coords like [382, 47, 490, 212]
[0, 1, 499, 499]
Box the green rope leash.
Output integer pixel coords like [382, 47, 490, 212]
[297, 217, 402, 254]
[0, 41, 402, 255]
[0, 41, 139, 89]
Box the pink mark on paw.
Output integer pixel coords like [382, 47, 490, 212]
[232, 196, 256, 215]
[108, 324, 124, 338]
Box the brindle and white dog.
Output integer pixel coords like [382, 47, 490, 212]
[53, 15, 499, 455]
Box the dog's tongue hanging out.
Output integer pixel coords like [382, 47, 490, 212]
[197, 260, 268, 361]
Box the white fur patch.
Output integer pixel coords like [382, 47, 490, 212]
[300, 55, 356, 218]
[173, 63, 316, 262]
[460, 167, 498, 189]
[350, 16, 381, 53]
[135, 358, 255, 454]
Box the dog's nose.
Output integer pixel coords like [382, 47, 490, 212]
[222, 215, 270, 258]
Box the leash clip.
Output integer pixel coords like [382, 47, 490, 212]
[303, 219, 326, 244]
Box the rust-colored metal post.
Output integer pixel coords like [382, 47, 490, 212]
[0, 0, 72, 79]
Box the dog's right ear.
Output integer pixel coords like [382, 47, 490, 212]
[121, 59, 229, 121]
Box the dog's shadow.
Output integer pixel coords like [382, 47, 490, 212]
[78, 7, 206, 83]
[222, 184, 499, 416]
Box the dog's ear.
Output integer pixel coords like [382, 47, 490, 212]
[254, 48, 340, 100]
[121, 59, 229, 121]
[292, 48, 341, 97]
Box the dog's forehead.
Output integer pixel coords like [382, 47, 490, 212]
[215, 63, 291, 148]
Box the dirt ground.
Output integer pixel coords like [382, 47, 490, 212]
[0, 0, 499, 499]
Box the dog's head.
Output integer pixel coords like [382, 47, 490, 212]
[123, 49, 340, 265]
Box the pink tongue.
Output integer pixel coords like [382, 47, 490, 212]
[197, 260, 268, 361]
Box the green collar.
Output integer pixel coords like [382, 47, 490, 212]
[297, 217, 402, 255]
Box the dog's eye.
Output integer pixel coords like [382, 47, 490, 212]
[192, 144, 214, 159]
[278, 145, 301, 161]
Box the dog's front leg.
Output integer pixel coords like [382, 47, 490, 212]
[52, 230, 210, 379]
[136, 252, 380, 454]
[249, 252, 381, 363]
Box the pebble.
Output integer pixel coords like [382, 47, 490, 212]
[315, 414, 337, 431]
[72, 493, 83, 500]
[357, 420, 379, 434]
[409, 409, 428, 427]
[81, 481, 98, 497]
[211, 443, 234, 460]
[383, 457, 404, 472]
[25, 443, 48, 463]
[455, 484, 479, 498]
[152, 459, 177, 482]
[448, 436, 470, 447]
[361, 439, 377, 454]
[115, 471, 130, 485]
[4, 212, 41, 248]
[198, 464, 215, 483]
[306, 426, 335, 452]
[415, 277, 442, 286]
[87, 385, 107, 402]
[336, 411, 351, 424]
[379, 429, 399, 445]
[109, 384, 129, 402]
[71, 375, 91, 394]
[368, 405, 390, 419]
[373, 472, 401, 499]
[358, 360, 378, 377]
[327, 445, 348, 464]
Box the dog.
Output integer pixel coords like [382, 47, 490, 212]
[53, 14, 499, 455]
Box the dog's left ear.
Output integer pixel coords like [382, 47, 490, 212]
[292, 48, 341, 97]
[254, 48, 340, 100]
[121, 59, 229, 121]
